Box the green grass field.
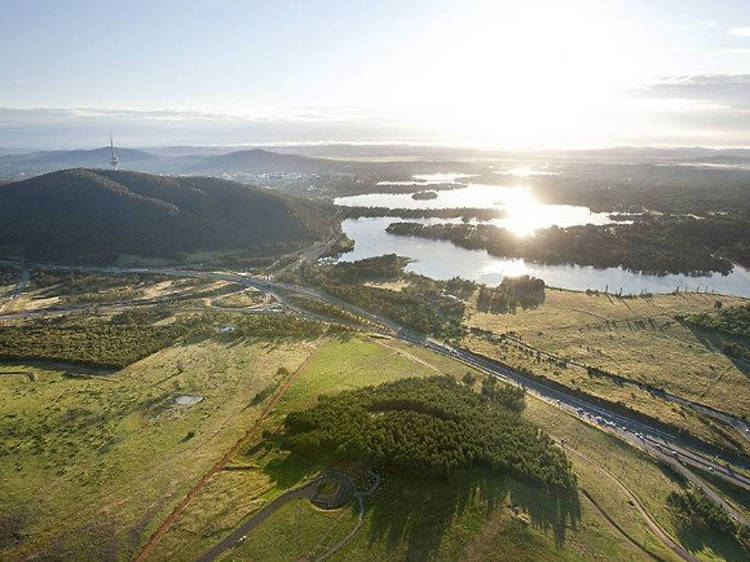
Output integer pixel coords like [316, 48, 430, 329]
[148, 334, 728, 562]
[0, 337, 317, 560]
[2, 281, 746, 561]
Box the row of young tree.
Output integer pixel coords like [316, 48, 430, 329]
[0, 306, 336, 369]
[0, 321, 190, 369]
[681, 303, 750, 339]
[667, 487, 750, 554]
[325, 283, 465, 339]
[285, 295, 365, 325]
[213, 312, 335, 341]
[283, 376, 576, 492]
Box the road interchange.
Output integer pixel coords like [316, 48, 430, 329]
[2, 259, 749, 521]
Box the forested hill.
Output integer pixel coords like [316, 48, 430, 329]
[184, 148, 340, 175]
[0, 168, 337, 264]
[0, 147, 155, 172]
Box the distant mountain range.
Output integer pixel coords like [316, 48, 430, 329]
[3, 145, 750, 181]
[0, 146, 354, 180]
[0, 169, 337, 264]
[3, 147, 154, 169]
[183, 148, 340, 175]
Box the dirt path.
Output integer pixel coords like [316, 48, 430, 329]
[133, 345, 319, 561]
[371, 338, 442, 373]
[579, 489, 666, 561]
[561, 443, 697, 562]
[0, 370, 34, 382]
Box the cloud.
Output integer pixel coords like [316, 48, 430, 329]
[621, 74, 750, 146]
[4, 76, 750, 150]
[0, 106, 427, 150]
[637, 74, 750, 111]
[729, 26, 750, 37]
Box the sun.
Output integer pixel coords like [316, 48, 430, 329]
[369, 0, 650, 149]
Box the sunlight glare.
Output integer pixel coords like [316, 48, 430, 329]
[499, 188, 545, 237]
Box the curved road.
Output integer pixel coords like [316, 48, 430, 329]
[197, 471, 358, 562]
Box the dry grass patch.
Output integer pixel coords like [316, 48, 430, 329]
[467, 289, 750, 418]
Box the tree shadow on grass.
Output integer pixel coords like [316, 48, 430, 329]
[506, 478, 581, 548]
[673, 523, 749, 562]
[261, 451, 326, 490]
[256, 449, 581, 560]
[364, 468, 580, 561]
[684, 325, 750, 379]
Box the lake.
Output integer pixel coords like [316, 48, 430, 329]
[338, 217, 750, 297]
[333, 177, 750, 297]
[335, 183, 616, 236]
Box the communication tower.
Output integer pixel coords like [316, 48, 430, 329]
[109, 132, 119, 171]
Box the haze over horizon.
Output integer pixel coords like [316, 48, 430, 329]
[3, 0, 750, 150]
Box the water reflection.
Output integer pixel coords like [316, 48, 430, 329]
[498, 167, 559, 177]
[376, 173, 476, 186]
[338, 217, 750, 297]
[335, 183, 613, 237]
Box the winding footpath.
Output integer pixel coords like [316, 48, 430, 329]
[196, 469, 378, 562]
[561, 442, 697, 562]
[195, 471, 353, 562]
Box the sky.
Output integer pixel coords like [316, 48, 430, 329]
[2, 0, 750, 150]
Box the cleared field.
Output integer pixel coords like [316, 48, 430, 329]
[467, 290, 750, 415]
[148, 335, 437, 560]
[0, 337, 317, 560]
[276, 335, 441, 410]
[211, 288, 265, 308]
[466, 289, 750, 429]
[464, 335, 748, 455]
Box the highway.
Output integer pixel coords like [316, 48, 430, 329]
[3, 259, 750, 520]
[495, 332, 750, 448]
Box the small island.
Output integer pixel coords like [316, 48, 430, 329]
[411, 190, 439, 200]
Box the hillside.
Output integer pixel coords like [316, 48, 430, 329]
[0, 147, 154, 171]
[0, 169, 337, 264]
[184, 148, 340, 175]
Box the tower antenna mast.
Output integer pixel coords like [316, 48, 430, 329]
[109, 131, 119, 171]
